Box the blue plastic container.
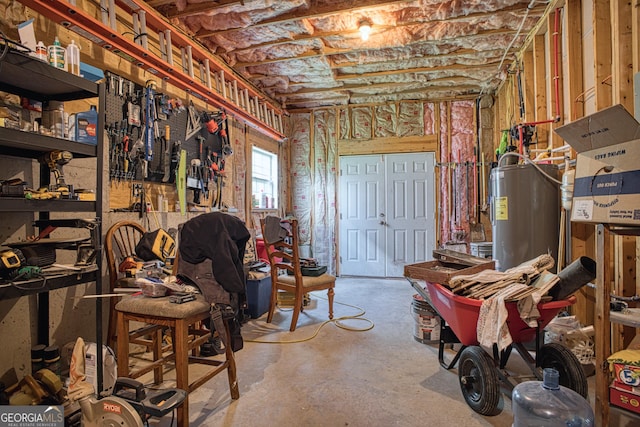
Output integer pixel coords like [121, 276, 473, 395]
[75, 105, 98, 144]
[512, 368, 594, 427]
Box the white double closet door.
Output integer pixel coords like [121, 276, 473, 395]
[339, 152, 436, 277]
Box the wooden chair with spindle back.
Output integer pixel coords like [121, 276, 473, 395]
[260, 217, 335, 332]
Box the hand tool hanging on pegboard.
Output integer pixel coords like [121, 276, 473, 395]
[161, 125, 172, 183]
[188, 135, 206, 205]
[216, 113, 232, 209]
[185, 102, 201, 141]
[142, 80, 156, 178]
[122, 129, 131, 180]
[108, 123, 118, 180]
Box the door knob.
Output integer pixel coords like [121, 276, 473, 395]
[379, 221, 387, 225]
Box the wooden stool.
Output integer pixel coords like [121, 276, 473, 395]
[115, 294, 239, 427]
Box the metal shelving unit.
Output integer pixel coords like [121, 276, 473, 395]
[594, 224, 640, 426]
[0, 47, 105, 389]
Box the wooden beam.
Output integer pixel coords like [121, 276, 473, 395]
[332, 62, 502, 82]
[327, 47, 481, 69]
[283, 84, 483, 106]
[547, 8, 563, 148]
[565, 0, 591, 334]
[532, 34, 548, 124]
[522, 49, 535, 123]
[594, 0, 613, 110]
[164, 1, 244, 19]
[227, 12, 544, 57]
[595, 225, 612, 427]
[611, 0, 634, 111]
[234, 29, 518, 68]
[289, 77, 483, 96]
[195, 0, 417, 38]
[565, 0, 584, 122]
[634, 0, 640, 74]
[195, 2, 544, 39]
[147, 0, 174, 6]
[264, 50, 503, 84]
[611, 0, 636, 361]
[337, 134, 437, 155]
[510, 71, 520, 123]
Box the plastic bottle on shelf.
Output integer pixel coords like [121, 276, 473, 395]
[67, 40, 81, 76]
[34, 41, 47, 62]
[48, 37, 66, 70]
[512, 368, 594, 427]
[43, 101, 66, 139]
[75, 105, 98, 144]
[53, 103, 66, 139]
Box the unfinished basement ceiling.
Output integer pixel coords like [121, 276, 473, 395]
[146, 0, 547, 110]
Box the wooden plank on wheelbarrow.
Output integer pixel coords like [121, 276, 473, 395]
[404, 259, 495, 287]
[432, 248, 493, 267]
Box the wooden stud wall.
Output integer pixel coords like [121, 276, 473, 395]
[548, 10, 563, 148]
[523, 49, 536, 123]
[563, 0, 594, 328]
[611, 0, 635, 354]
[565, 0, 584, 123]
[592, 1, 614, 424]
[533, 34, 548, 126]
[494, 2, 640, 426]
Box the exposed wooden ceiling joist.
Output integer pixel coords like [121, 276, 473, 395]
[234, 29, 518, 69]
[143, 0, 551, 110]
[204, 3, 544, 46]
[164, 1, 245, 19]
[287, 76, 485, 96]
[194, 0, 418, 38]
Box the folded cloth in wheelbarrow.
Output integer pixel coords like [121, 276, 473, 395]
[450, 255, 557, 351]
[476, 283, 545, 351]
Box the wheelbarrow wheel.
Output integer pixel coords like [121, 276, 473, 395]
[538, 342, 588, 398]
[458, 346, 501, 416]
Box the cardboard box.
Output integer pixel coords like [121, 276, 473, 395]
[612, 362, 640, 388]
[610, 386, 640, 415]
[612, 380, 640, 396]
[554, 104, 640, 226]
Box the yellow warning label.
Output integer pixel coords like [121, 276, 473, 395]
[495, 197, 508, 220]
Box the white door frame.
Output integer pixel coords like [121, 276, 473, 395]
[338, 152, 436, 277]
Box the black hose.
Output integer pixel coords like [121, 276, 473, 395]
[517, 64, 525, 119]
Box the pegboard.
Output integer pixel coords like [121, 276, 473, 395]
[103, 71, 231, 203]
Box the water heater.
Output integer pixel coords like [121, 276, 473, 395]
[490, 163, 560, 271]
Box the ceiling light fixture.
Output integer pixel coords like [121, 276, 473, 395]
[359, 19, 372, 41]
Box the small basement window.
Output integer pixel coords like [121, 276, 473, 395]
[252, 146, 278, 209]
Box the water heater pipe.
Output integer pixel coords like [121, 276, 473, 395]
[552, 8, 562, 122]
[498, 152, 563, 185]
[530, 144, 570, 153]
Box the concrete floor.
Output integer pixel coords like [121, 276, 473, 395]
[141, 277, 599, 427]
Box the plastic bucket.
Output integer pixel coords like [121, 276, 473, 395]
[411, 294, 440, 344]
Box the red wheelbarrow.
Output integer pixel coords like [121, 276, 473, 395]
[407, 278, 587, 416]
